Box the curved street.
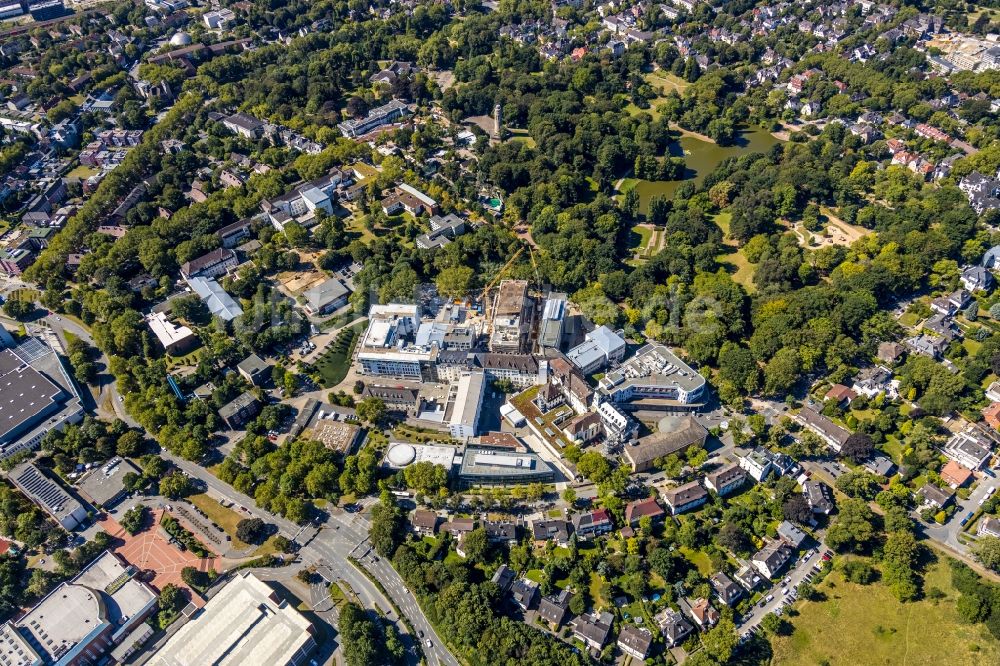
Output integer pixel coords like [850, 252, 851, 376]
[30, 313, 458, 666]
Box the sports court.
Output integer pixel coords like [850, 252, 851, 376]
[98, 509, 218, 596]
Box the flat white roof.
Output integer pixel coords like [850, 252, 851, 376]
[150, 572, 313, 666]
[399, 183, 436, 207]
[451, 371, 485, 428]
[383, 442, 459, 469]
[300, 186, 327, 206]
[146, 311, 195, 346]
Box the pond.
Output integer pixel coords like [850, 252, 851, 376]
[625, 127, 783, 214]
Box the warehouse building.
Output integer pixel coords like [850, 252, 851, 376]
[151, 572, 316, 666]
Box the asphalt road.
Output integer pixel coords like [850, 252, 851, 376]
[38, 315, 459, 666]
[738, 547, 825, 635]
[157, 448, 458, 666]
[920, 471, 1000, 552]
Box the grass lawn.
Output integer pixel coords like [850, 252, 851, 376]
[508, 128, 536, 148]
[963, 338, 983, 355]
[882, 435, 904, 464]
[770, 558, 1000, 666]
[66, 164, 99, 180]
[630, 224, 653, 254]
[646, 70, 690, 94]
[899, 311, 921, 327]
[188, 493, 256, 550]
[714, 212, 733, 243]
[313, 320, 366, 387]
[716, 247, 755, 292]
[9, 288, 40, 303]
[525, 569, 545, 584]
[618, 177, 639, 193]
[590, 572, 609, 609]
[679, 546, 713, 576]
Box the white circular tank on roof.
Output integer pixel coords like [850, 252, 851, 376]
[169, 32, 192, 47]
[386, 443, 416, 467]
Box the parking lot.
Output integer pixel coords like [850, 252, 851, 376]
[738, 548, 829, 640]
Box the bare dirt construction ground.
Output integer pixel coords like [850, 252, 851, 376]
[277, 250, 327, 296]
[791, 208, 871, 250]
[429, 69, 455, 92]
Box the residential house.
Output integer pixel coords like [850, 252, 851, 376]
[538, 589, 573, 627]
[923, 314, 959, 341]
[795, 406, 851, 452]
[739, 449, 774, 483]
[656, 608, 694, 648]
[906, 333, 947, 360]
[572, 509, 613, 540]
[978, 516, 1000, 538]
[862, 453, 896, 477]
[877, 341, 906, 365]
[710, 572, 743, 607]
[983, 401, 1000, 431]
[777, 520, 807, 548]
[752, 541, 794, 578]
[960, 171, 1000, 215]
[987, 380, 1000, 403]
[624, 496, 665, 526]
[510, 578, 540, 610]
[825, 384, 857, 406]
[572, 611, 613, 651]
[942, 429, 993, 470]
[662, 480, 708, 515]
[410, 510, 439, 536]
[917, 483, 953, 509]
[962, 265, 994, 293]
[732, 564, 764, 592]
[490, 564, 517, 594]
[531, 519, 573, 547]
[940, 460, 973, 488]
[685, 597, 719, 630]
[803, 479, 834, 515]
[617, 625, 653, 660]
[442, 517, 476, 536]
[704, 463, 747, 497]
[851, 366, 895, 399]
[485, 521, 517, 546]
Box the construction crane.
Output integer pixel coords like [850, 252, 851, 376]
[528, 245, 541, 290]
[481, 246, 524, 338]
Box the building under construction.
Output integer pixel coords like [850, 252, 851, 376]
[489, 279, 534, 354]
